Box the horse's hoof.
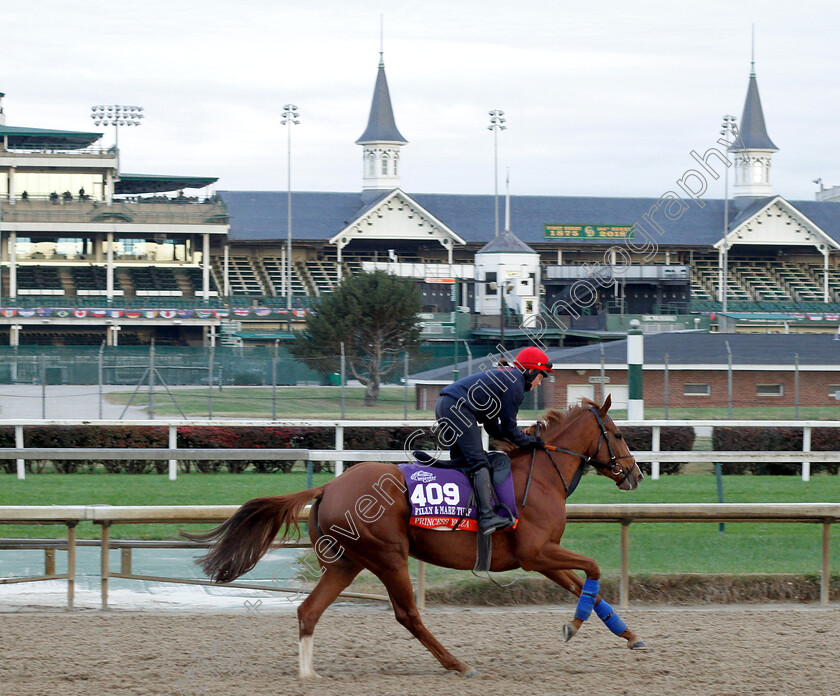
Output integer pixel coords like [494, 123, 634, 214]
[562, 623, 577, 643]
[628, 640, 649, 650]
[461, 666, 479, 678]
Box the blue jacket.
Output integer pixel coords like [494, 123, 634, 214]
[439, 368, 532, 448]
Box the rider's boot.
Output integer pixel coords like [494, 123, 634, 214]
[473, 466, 511, 536]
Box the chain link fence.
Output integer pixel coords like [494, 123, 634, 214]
[0, 343, 469, 420]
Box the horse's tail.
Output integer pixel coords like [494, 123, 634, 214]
[181, 485, 326, 584]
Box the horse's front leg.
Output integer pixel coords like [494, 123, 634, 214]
[518, 544, 646, 649]
[545, 568, 647, 650]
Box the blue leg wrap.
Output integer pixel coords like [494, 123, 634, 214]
[573, 578, 600, 621]
[594, 599, 628, 636]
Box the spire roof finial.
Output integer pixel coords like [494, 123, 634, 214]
[750, 23, 756, 77]
[379, 14, 384, 67]
[356, 44, 407, 145]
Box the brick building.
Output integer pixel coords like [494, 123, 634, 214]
[412, 333, 840, 412]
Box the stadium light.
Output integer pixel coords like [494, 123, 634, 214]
[281, 104, 300, 331]
[90, 105, 144, 150]
[720, 114, 736, 327]
[488, 110, 506, 238]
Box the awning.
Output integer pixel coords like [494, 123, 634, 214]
[115, 174, 219, 195]
[0, 125, 102, 150]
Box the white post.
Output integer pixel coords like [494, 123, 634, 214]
[106, 232, 114, 300]
[15, 424, 24, 480]
[802, 426, 811, 482]
[627, 319, 644, 420]
[9, 231, 16, 299]
[223, 243, 230, 297]
[651, 425, 661, 480]
[824, 251, 829, 304]
[334, 424, 344, 476]
[202, 233, 210, 300]
[168, 425, 178, 481]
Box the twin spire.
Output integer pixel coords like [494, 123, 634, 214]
[730, 34, 778, 203]
[357, 53, 406, 202]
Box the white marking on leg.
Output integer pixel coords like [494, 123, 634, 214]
[299, 635, 314, 679]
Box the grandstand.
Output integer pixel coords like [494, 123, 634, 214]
[3, 56, 840, 349]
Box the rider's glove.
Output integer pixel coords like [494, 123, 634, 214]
[524, 436, 545, 451]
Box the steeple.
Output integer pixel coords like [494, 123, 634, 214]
[357, 54, 407, 202]
[730, 41, 778, 204]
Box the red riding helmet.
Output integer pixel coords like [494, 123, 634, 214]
[514, 347, 553, 373]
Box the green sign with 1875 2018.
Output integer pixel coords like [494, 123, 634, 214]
[544, 225, 634, 239]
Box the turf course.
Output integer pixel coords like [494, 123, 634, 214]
[105, 386, 840, 420]
[2, 472, 838, 575]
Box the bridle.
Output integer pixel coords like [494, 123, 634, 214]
[539, 407, 636, 497]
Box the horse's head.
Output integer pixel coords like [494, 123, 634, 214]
[585, 395, 643, 491]
[532, 395, 643, 492]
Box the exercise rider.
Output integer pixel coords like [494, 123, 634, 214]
[435, 347, 553, 535]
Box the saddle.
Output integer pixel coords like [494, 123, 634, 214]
[412, 450, 512, 490]
[409, 450, 516, 572]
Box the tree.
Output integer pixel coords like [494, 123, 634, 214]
[292, 270, 422, 406]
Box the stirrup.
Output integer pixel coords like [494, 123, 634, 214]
[479, 514, 512, 536]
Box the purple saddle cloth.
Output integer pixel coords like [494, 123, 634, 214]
[398, 463, 518, 532]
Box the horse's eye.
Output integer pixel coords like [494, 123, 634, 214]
[614, 433, 623, 440]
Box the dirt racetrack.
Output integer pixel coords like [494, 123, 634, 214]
[2, 604, 839, 696]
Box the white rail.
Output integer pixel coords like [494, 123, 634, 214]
[0, 503, 837, 611]
[1, 418, 839, 480]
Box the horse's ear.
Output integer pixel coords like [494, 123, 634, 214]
[599, 393, 612, 415]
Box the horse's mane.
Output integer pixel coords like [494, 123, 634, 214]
[495, 398, 600, 456]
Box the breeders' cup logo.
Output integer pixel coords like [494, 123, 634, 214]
[410, 470, 436, 483]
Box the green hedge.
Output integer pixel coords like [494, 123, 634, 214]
[0, 425, 439, 474]
[712, 427, 840, 475]
[622, 426, 696, 475]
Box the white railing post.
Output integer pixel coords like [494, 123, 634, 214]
[651, 425, 661, 480]
[168, 426, 178, 481]
[15, 424, 24, 480]
[802, 426, 811, 482]
[334, 424, 344, 476]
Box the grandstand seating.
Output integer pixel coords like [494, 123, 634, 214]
[16, 266, 64, 295]
[260, 256, 308, 297]
[691, 258, 751, 302]
[732, 263, 791, 303]
[303, 260, 340, 295]
[183, 267, 220, 296]
[70, 266, 121, 296]
[212, 256, 266, 295]
[128, 266, 182, 296]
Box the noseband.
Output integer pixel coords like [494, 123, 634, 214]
[543, 408, 635, 495]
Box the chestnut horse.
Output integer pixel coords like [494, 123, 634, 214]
[184, 396, 646, 678]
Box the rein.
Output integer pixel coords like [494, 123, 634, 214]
[539, 407, 635, 497]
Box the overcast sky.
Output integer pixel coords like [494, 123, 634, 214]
[2, 0, 838, 201]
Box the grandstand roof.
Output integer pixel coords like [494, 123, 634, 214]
[356, 58, 407, 145]
[115, 174, 219, 195]
[410, 333, 840, 381]
[221, 190, 840, 248]
[732, 72, 778, 151]
[0, 124, 102, 150]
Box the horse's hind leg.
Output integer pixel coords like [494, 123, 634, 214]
[373, 564, 477, 677]
[544, 569, 647, 650]
[297, 558, 363, 679]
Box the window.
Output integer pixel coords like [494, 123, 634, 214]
[683, 384, 710, 396]
[829, 385, 840, 400]
[756, 384, 783, 397]
[752, 159, 763, 183]
[485, 271, 497, 295]
[381, 153, 389, 175]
